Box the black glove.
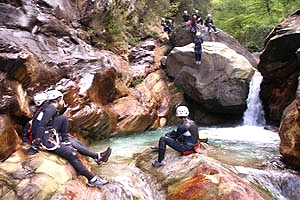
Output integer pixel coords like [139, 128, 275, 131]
[27, 146, 38, 155]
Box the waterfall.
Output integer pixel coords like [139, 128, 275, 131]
[243, 71, 266, 126]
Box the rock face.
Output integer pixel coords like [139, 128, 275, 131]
[166, 42, 256, 124]
[258, 9, 300, 125]
[269, 9, 300, 169]
[136, 147, 269, 200]
[279, 76, 300, 169]
[0, 144, 271, 200]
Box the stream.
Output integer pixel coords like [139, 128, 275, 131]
[89, 71, 300, 200]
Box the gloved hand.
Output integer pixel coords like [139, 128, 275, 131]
[27, 146, 38, 155]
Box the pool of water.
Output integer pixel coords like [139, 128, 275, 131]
[90, 125, 280, 168]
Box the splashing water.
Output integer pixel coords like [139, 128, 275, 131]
[243, 71, 266, 126]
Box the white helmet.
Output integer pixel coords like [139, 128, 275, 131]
[184, 10, 188, 14]
[196, 32, 201, 36]
[176, 106, 189, 117]
[47, 90, 63, 101]
[207, 13, 212, 17]
[33, 92, 47, 106]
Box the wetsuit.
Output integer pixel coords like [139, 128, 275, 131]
[194, 36, 203, 62]
[157, 118, 199, 162]
[31, 103, 95, 180]
[205, 18, 217, 32]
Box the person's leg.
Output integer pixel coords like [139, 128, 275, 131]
[53, 144, 94, 180]
[69, 137, 112, 164]
[158, 136, 192, 162]
[52, 144, 109, 187]
[69, 137, 97, 158]
[194, 51, 198, 62]
[211, 24, 217, 32]
[198, 53, 202, 62]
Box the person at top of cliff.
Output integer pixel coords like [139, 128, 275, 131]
[205, 13, 219, 33]
[161, 17, 168, 32]
[194, 32, 204, 64]
[183, 10, 191, 22]
[192, 9, 203, 25]
[166, 19, 174, 35]
[152, 105, 200, 167]
[25, 90, 112, 188]
[189, 14, 199, 35]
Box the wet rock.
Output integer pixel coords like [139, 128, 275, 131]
[135, 148, 268, 200]
[258, 9, 300, 125]
[166, 42, 255, 124]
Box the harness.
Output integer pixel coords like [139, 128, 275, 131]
[40, 128, 60, 150]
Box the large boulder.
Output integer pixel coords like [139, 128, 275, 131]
[258, 9, 300, 125]
[135, 147, 269, 200]
[169, 23, 257, 67]
[166, 42, 255, 124]
[278, 76, 300, 169]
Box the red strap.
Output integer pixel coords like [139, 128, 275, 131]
[182, 142, 200, 156]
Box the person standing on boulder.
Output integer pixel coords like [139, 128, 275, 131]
[26, 90, 111, 188]
[194, 32, 204, 64]
[152, 105, 199, 167]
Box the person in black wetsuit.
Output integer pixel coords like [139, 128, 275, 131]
[182, 10, 191, 22]
[152, 105, 199, 167]
[26, 90, 111, 188]
[194, 32, 204, 64]
[205, 13, 219, 33]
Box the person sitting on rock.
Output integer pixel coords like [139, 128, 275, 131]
[152, 105, 199, 167]
[205, 13, 219, 33]
[183, 10, 191, 22]
[189, 14, 199, 35]
[192, 9, 203, 25]
[166, 19, 174, 35]
[25, 90, 111, 188]
[161, 17, 168, 33]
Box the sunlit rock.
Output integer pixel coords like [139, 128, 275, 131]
[0, 115, 21, 161]
[110, 96, 155, 135]
[279, 100, 300, 169]
[136, 148, 268, 200]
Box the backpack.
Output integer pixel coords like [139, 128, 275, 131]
[22, 120, 33, 144]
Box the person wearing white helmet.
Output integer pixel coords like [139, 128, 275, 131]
[167, 19, 174, 35]
[152, 105, 199, 167]
[194, 32, 204, 64]
[161, 17, 168, 32]
[192, 9, 203, 25]
[33, 92, 48, 106]
[26, 89, 111, 188]
[183, 10, 190, 22]
[22, 92, 48, 144]
[205, 13, 219, 33]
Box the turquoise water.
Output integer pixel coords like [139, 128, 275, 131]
[90, 125, 300, 200]
[90, 125, 280, 168]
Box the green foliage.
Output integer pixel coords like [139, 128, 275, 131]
[210, 0, 300, 51]
[130, 76, 145, 87]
